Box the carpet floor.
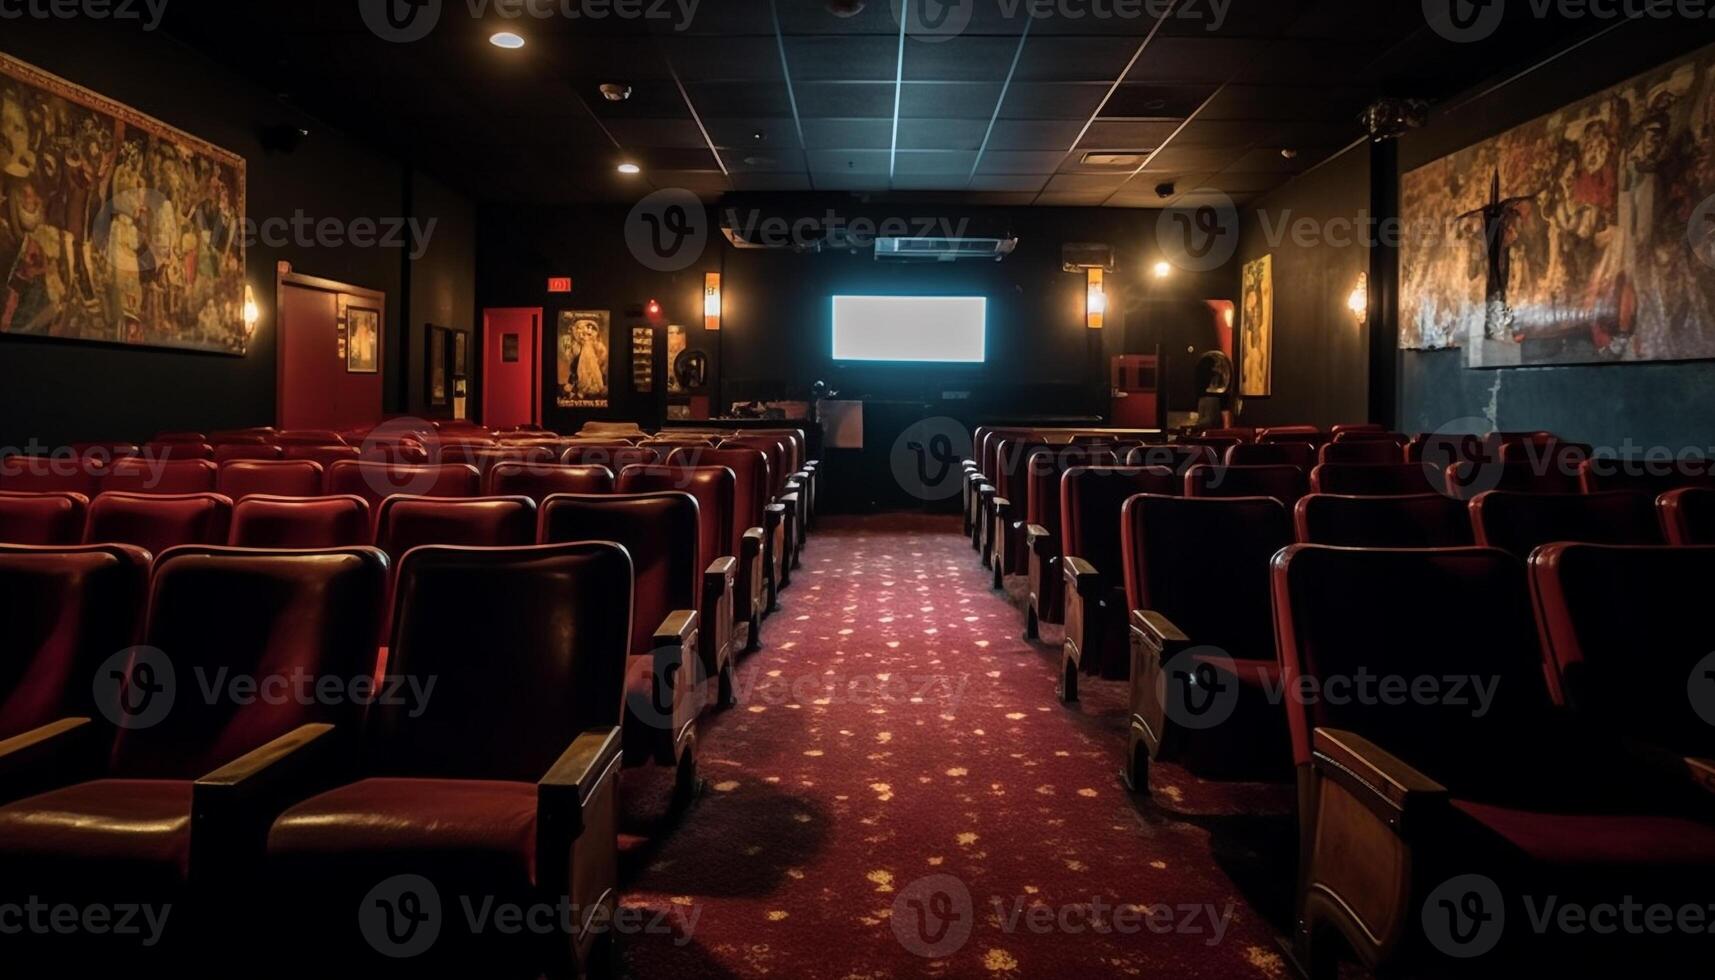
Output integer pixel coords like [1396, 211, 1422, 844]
[614, 513, 1301, 979]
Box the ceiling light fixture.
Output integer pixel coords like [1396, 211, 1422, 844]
[617, 162, 641, 175]
[599, 83, 633, 102]
[489, 32, 526, 49]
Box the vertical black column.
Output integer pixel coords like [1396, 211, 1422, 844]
[1367, 139, 1400, 429]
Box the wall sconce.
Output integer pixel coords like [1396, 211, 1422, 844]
[1347, 272, 1369, 326]
[1152, 260, 1172, 280]
[243, 284, 261, 337]
[1085, 267, 1106, 329]
[704, 272, 722, 331]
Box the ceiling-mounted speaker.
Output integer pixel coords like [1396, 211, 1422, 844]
[1062, 243, 1114, 274]
[259, 124, 309, 154]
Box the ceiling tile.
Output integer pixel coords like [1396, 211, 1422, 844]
[895, 151, 980, 176]
[785, 37, 900, 81]
[998, 82, 1110, 120]
[1012, 37, 1147, 82]
[796, 82, 896, 117]
[730, 173, 815, 192]
[900, 83, 1005, 118]
[807, 149, 891, 174]
[977, 150, 1072, 174]
[985, 119, 1086, 150]
[898, 118, 992, 152]
[1076, 120, 1183, 151]
[706, 117, 804, 151]
[969, 174, 1051, 192]
[801, 118, 894, 150]
[904, 36, 1026, 81]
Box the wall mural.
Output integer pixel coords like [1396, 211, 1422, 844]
[0, 53, 247, 355]
[1401, 42, 1715, 367]
[1240, 254, 1273, 397]
[556, 310, 610, 409]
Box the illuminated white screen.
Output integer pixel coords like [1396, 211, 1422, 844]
[832, 296, 987, 364]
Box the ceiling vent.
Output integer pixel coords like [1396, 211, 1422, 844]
[874, 236, 1018, 263]
[1080, 151, 1149, 168]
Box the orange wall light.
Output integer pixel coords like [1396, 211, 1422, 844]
[1085, 267, 1106, 329]
[704, 273, 722, 331]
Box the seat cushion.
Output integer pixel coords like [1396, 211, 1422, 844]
[0, 780, 192, 886]
[1452, 800, 1715, 870]
[270, 778, 538, 891]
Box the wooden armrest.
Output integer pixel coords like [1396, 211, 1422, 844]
[993, 495, 1013, 515]
[0, 718, 97, 800]
[654, 609, 699, 650]
[1063, 556, 1102, 595]
[1025, 524, 1054, 552]
[195, 723, 339, 804]
[705, 556, 737, 590]
[539, 726, 624, 833]
[1129, 609, 1190, 655]
[1312, 728, 1446, 831]
[764, 502, 786, 522]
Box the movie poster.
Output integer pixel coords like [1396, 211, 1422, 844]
[0, 53, 248, 354]
[1240, 254, 1273, 397]
[556, 310, 610, 409]
[1401, 42, 1715, 366]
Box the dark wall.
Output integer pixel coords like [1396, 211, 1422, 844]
[477, 202, 1238, 430]
[1235, 143, 1372, 429]
[1398, 22, 1715, 450]
[405, 170, 477, 418]
[0, 19, 473, 449]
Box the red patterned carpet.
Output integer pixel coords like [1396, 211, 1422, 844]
[615, 513, 1300, 979]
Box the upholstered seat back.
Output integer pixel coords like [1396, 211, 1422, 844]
[324, 461, 481, 509]
[1024, 448, 1116, 528]
[1317, 441, 1403, 466]
[0, 491, 90, 546]
[374, 496, 537, 562]
[1185, 464, 1308, 506]
[561, 444, 661, 470]
[1295, 493, 1474, 548]
[672, 448, 770, 553]
[110, 547, 387, 778]
[619, 465, 736, 568]
[485, 462, 614, 502]
[217, 459, 324, 500]
[102, 458, 219, 495]
[1471, 490, 1663, 559]
[540, 493, 699, 657]
[1060, 466, 1179, 573]
[1122, 495, 1291, 662]
[85, 493, 233, 556]
[1660, 487, 1715, 545]
[1227, 442, 1315, 469]
[0, 544, 149, 739]
[229, 495, 371, 549]
[1311, 462, 1446, 496]
[1126, 445, 1217, 473]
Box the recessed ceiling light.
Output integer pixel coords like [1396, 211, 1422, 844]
[489, 32, 526, 49]
[617, 163, 641, 175]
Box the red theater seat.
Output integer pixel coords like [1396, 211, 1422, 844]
[324, 460, 481, 511]
[282, 444, 362, 468]
[1470, 490, 1663, 559]
[1056, 465, 1182, 691]
[1660, 487, 1715, 545]
[1329, 424, 1386, 437]
[0, 546, 385, 966]
[0, 491, 90, 545]
[1120, 495, 1293, 790]
[374, 495, 537, 562]
[539, 493, 701, 780]
[1185, 464, 1307, 505]
[1499, 439, 1591, 467]
[84, 493, 232, 556]
[1294, 493, 1474, 548]
[142, 441, 216, 461]
[228, 495, 371, 549]
[561, 443, 662, 470]
[262, 543, 627, 978]
[1201, 427, 1256, 443]
[1446, 459, 1583, 498]
[1259, 425, 1327, 447]
[619, 465, 740, 703]
[1000, 446, 1116, 593]
[1317, 440, 1404, 465]
[1406, 431, 1484, 464]
[0, 543, 148, 739]
[150, 431, 207, 444]
[208, 434, 272, 447]
[217, 459, 325, 500]
[1276, 545, 1715, 973]
[1578, 456, 1715, 495]
[1310, 462, 1446, 496]
[1127, 444, 1218, 472]
[101, 458, 219, 495]
[274, 430, 347, 446]
[213, 444, 285, 463]
[0, 455, 103, 497]
[669, 447, 773, 650]
[458, 445, 559, 475]
[485, 461, 614, 502]
[1226, 441, 1315, 469]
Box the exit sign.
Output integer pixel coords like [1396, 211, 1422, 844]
[547, 277, 573, 293]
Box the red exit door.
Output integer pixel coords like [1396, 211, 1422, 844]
[483, 308, 541, 430]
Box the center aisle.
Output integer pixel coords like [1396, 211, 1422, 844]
[617, 513, 1295, 979]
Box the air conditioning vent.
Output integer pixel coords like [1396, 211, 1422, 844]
[875, 236, 1018, 263]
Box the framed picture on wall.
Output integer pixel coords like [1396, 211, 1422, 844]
[556, 310, 611, 409]
[427, 324, 449, 407]
[347, 307, 381, 374]
[453, 331, 468, 378]
[1240, 255, 1273, 397]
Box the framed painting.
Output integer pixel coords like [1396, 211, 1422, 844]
[632, 325, 654, 392]
[346, 306, 380, 373]
[453, 329, 468, 378]
[1240, 254, 1273, 397]
[1401, 41, 1715, 366]
[556, 310, 610, 409]
[0, 53, 248, 354]
[427, 324, 448, 407]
